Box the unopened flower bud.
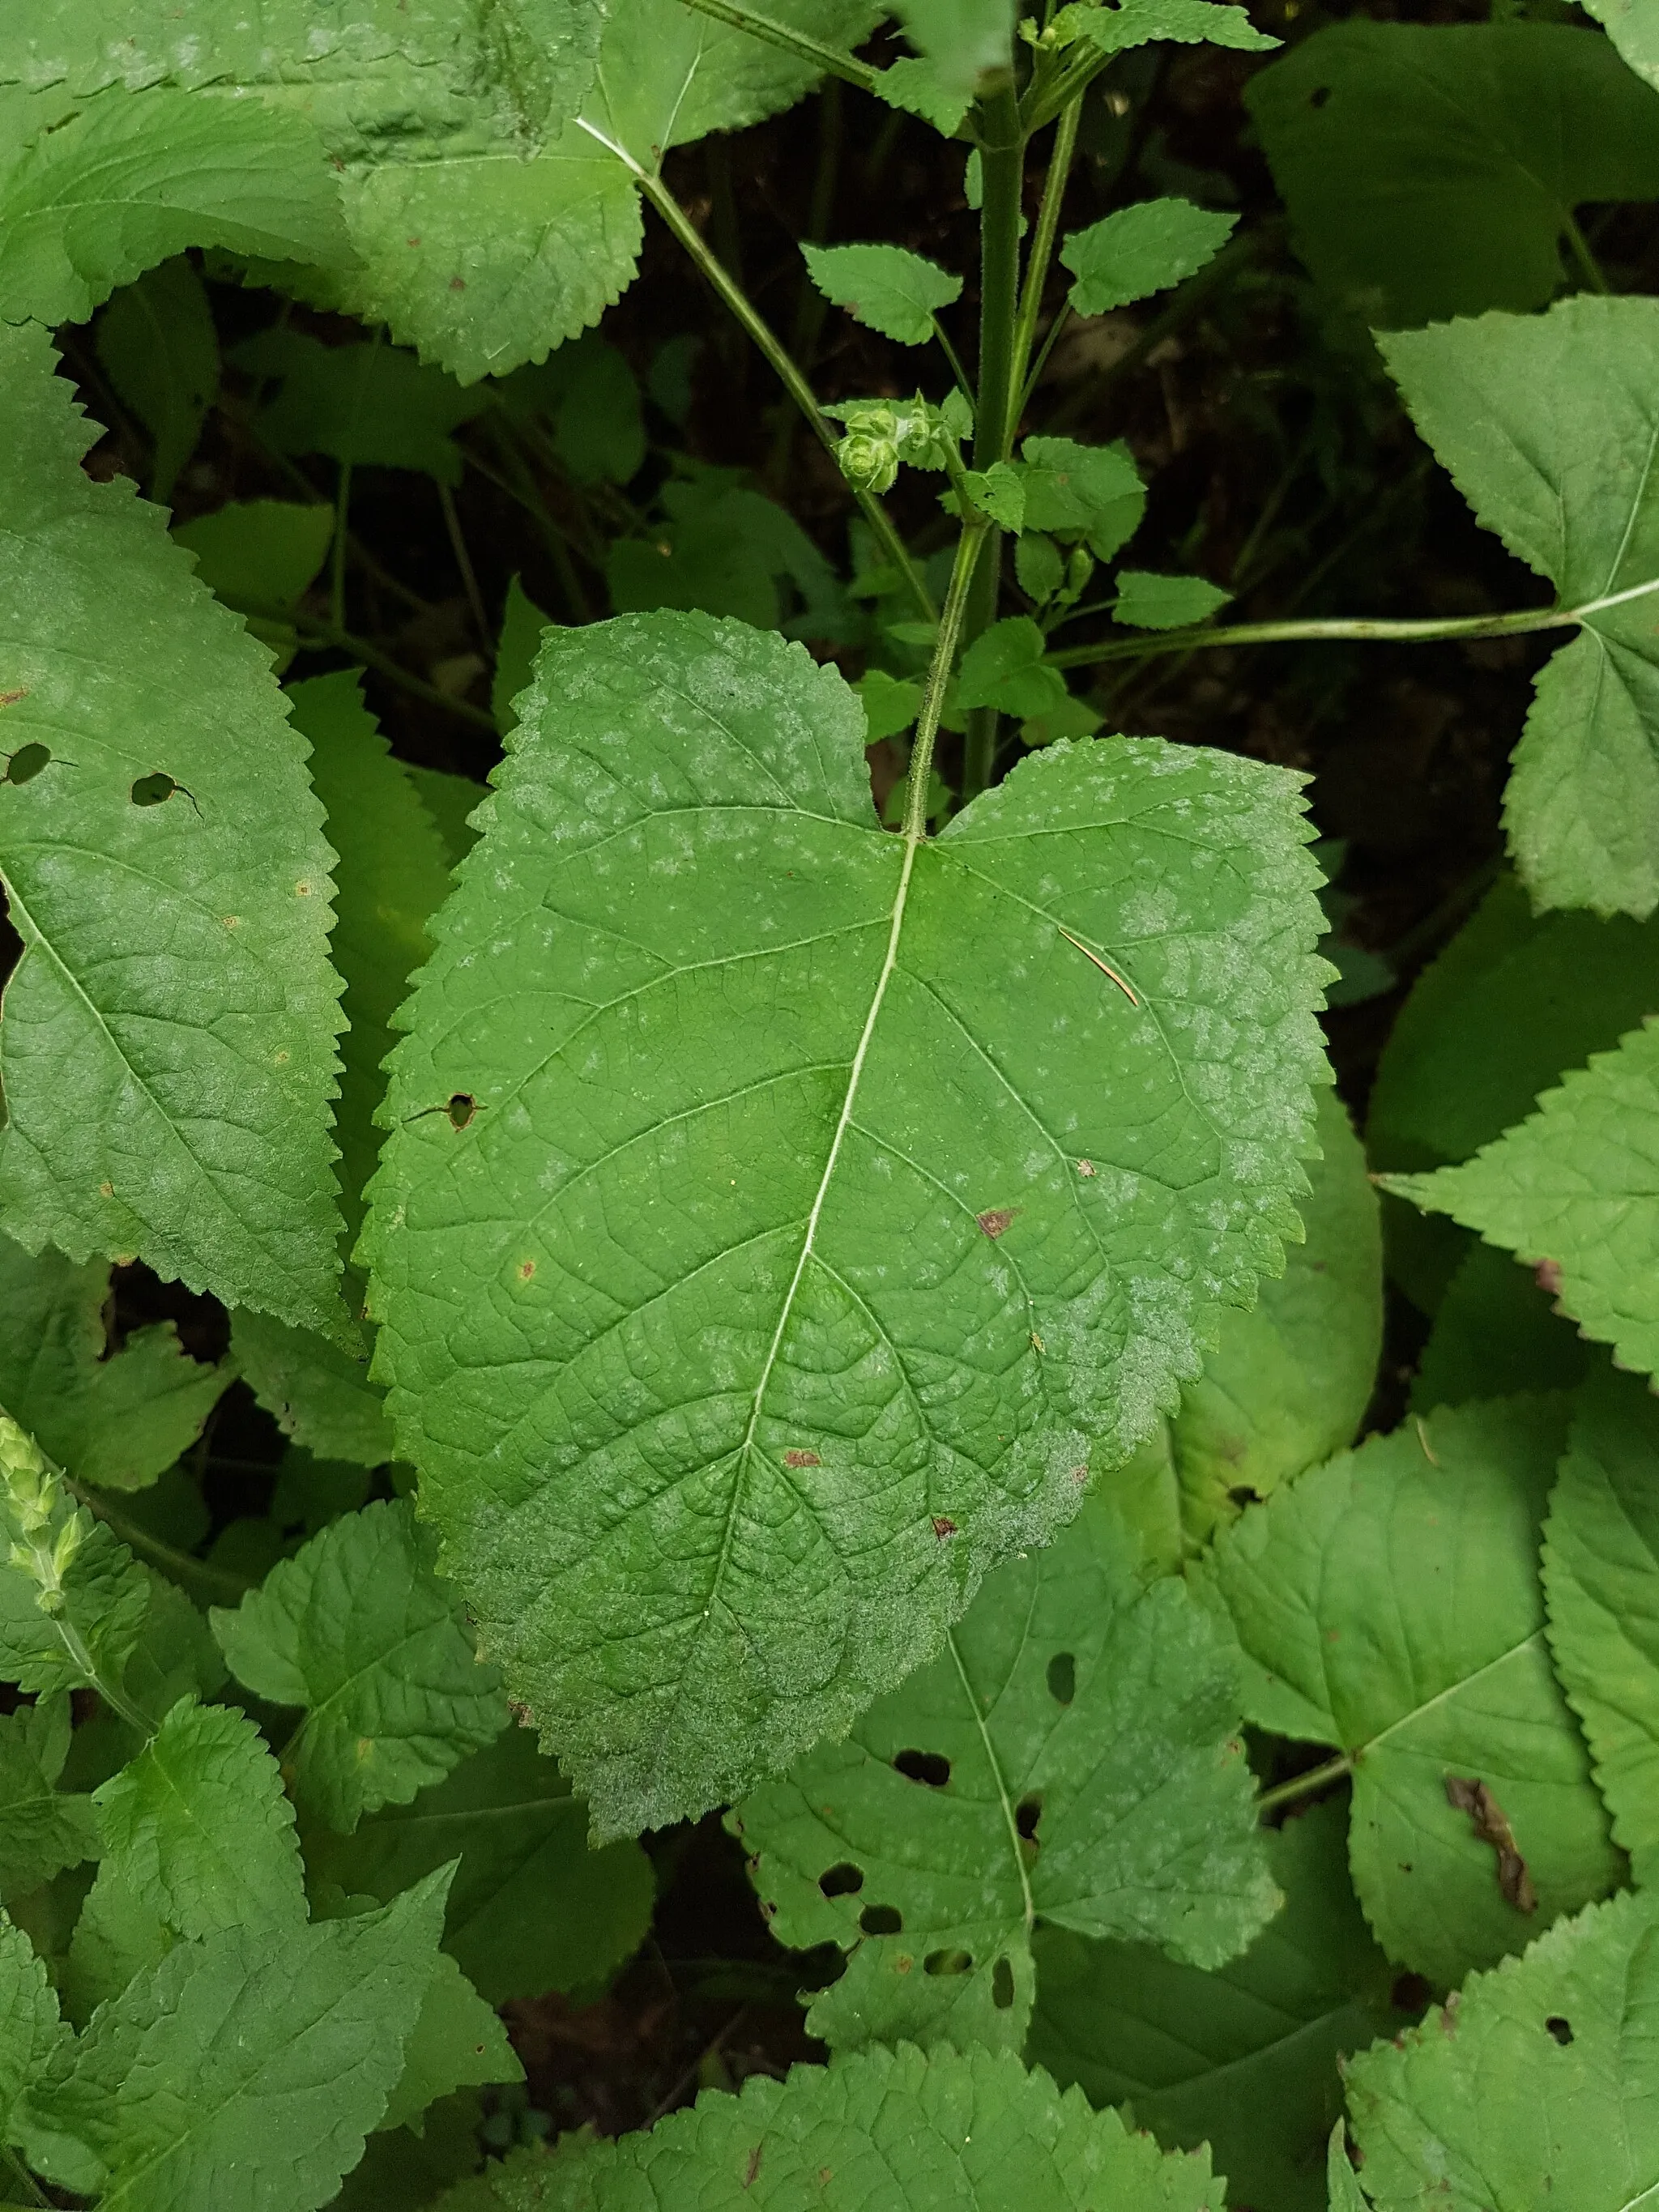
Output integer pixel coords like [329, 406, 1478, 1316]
[837, 431, 899, 496]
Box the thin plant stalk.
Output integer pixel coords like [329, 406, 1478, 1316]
[906, 521, 992, 840]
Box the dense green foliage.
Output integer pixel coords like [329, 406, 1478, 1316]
[0, 0, 1657, 2204]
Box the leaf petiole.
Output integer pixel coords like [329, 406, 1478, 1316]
[903, 518, 992, 841]
[669, 0, 881, 96]
[1256, 1752, 1354, 1815]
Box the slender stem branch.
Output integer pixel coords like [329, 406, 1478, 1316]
[1021, 46, 1108, 138]
[1009, 93, 1081, 419]
[671, 0, 881, 94]
[1047, 597, 1601, 671]
[904, 522, 991, 841]
[273, 608, 501, 730]
[633, 167, 936, 620]
[1017, 301, 1071, 419]
[931, 317, 975, 409]
[55, 1600, 153, 1736]
[1257, 1752, 1353, 1815]
[1562, 210, 1612, 295]
[438, 481, 490, 650]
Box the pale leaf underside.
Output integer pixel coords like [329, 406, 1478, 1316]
[364, 611, 1328, 1837]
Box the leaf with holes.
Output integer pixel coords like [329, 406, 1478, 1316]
[438, 2041, 1223, 2211]
[1248, 22, 1659, 329]
[0, 81, 349, 327]
[1060, 200, 1237, 318]
[1195, 1397, 1622, 1987]
[360, 611, 1328, 1838]
[1344, 1890, 1659, 2210]
[308, 1723, 655, 2005]
[211, 1499, 507, 1834]
[1543, 1369, 1659, 1888]
[0, 1235, 232, 1494]
[1380, 296, 1659, 918]
[734, 1497, 1276, 2056]
[0, 322, 348, 1339]
[1030, 1799, 1412, 2212]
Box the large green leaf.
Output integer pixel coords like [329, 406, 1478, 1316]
[1384, 1023, 1659, 1385]
[1195, 1398, 1621, 1986]
[1115, 1085, 1381, 1564]
[306, 1723, 654, 2005]
[1543, 1369, 1659, 1886]
[27, 1865, 453, 2210]
[0, 83, 348, 327]
[0, 1698, 99, 1903]
[1247, 22, 1659, 329]
[92, 1696, 305, 1941]
[362, 610, 1328, 1836]
[212, 1499, 506, 1833]
[1381, 296, 1659, 919]
[0, 322, 348, 1337]
[1343, 1889, 1659, 2210]
[0, 1237, 231, 1493]
[435, 2042, 1222, 2210]
[736, 1497, 1274, 2056]
[1029, 1800, 1410, 2212]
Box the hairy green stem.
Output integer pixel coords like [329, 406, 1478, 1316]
[1045, 593, 1633, 671]
[1257, 1752, 1354, 1815]
[671, 0, 881, 95]
[633, 166, 936, 621]
[1009, 94, 1082, 415]
[905, 522, 991, 841]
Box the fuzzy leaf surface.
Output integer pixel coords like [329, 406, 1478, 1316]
[1381, 296, 1659, 918]
[1543, 1369, 1659, 1886]
[308, 1724, 654, 2005]
[0, 1237, 231, 1493]
[1030, 1799, 1409, 2212]
[363, 610, 1327, 1836]
[0, 1698, 98, 1901]
[0, 322, 348, 1336]
[1384, 1022, 1659, 1383]
[1061, 200, 1237, 317]
[1196, 1398, 1620, 1984]
[735, 1498, 1275, 2055]
[437, 2042, 1222, 2210]
[212, 1499, 506, 1833]
[92, 1696, 305, 1940]
[1344, 1890, 1659, 2210]
[0, 83, 348, 326]
[1248, 23, 1659, 328]
[801, 242, 962, 345]
[28, 1866, 452, 2211]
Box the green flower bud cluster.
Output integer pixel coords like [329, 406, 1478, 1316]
[827, 397, 957, 497]
[0, 1415, 81, 1617]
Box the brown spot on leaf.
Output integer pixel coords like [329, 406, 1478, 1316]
[977, 1207, 1017, 1238]
[449, 275, 467, 291]
[783, 1449, 821, 1468]
[932, 1515, 957, 1539]
[1535, 1258, 1563, 1297]
[0, 689, 26, 708]
[743, 2146, 762, 2189]
[99, 1181, 113, 1198]
[1445, 1776, 1536, 1912]
[1076, 1158, 1096, 1177]
[518, 1259, 535, 1280]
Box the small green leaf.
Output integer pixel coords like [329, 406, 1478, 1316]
[493, 577, 555, 738]
[173, 497, 335, 661]
[30, 1865, 456, 2212]
[1345, 1890, 1659, 2207]
[1020, 697, 1103, 750]
[608, 479, 846, 637]
[0, 324, 349, 1340]
[0, 1698, 98, 1902]
[451, 2042, 1224, 2210]
[1249, 21, 1659, 328]
[1017, 436, 1145, 560]
[877, 56, 974, 134]
[501, 337, 646, 487]
[377, 1947, 520, 2133]
[1030, 1800, 1408, 2212]
[1544, 1370, 1659, 1885]
[92, 1697, 305, 1941]
[308, 1724, 655, 2007]
[890, 0, 1017, 95]
[802, 242, 962, 346]
[1411, 1240, 1592, 1412]
[1326, 2123, 1369, 2212]
[1383, 1023, 1659, 1384]
[961, 462, 1026, 533]
[855, 670, 923, 742]
[736, 1498, 1276, 2056]
[237, 330, 488, 485]
[1015, 532, 1065, 607]
[1112, 571, 1233, 631]
[0, 1236, 231, 1494]
[211, 1499, 507, 1834]
[364, 612, 1327, 1835]
[230, 1310, 394, 1468]
[1381, 296, 1659, 918]
[94, 258, 219, 503]
[1064, 0, 1277, 55]
[1196, 1398, 1622, 1986]
[0, 83, 348, 326]
[1061, 199, 1237, 317]
[954, 616, 1068, 717]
